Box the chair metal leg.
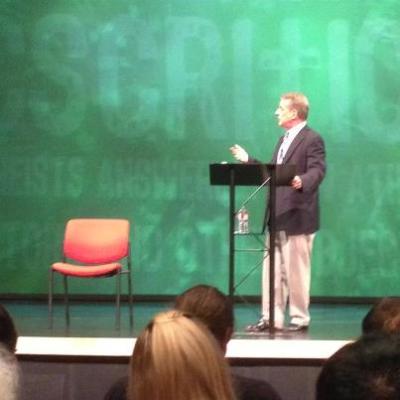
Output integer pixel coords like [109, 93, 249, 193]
[48, 270, 54, 329]
[115, 272, 121, 330]
[127, 270, 133, 329]
[63, 275, 70, 327]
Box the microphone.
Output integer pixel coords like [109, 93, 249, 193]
[236, 175, 270, 213]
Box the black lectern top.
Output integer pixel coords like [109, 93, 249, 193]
[209, 163, 295, 187]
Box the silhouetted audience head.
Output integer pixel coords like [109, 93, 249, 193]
[0, 305, 19, 400]
[362, 297, 400, 335]
[0, 345, 19, 400]
[174, 284, 234, 352]
[129, 310, 236, 400]
[0, 304, 18, 353]
[316, 333, 400, 400]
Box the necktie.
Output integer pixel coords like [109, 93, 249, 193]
[277, 133, 289, 164]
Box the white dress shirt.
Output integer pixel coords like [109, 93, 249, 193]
[276, 121, 307, 164]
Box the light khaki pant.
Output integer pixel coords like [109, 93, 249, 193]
[262, 231, 315, 328]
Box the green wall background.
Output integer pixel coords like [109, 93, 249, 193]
[1, 0, 400, 297]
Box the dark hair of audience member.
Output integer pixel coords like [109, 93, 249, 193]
[316, 333, 400, 400]
[174, 284, 234, 351]
[362, 297, 400, 335]
[0, 304, 18, 353]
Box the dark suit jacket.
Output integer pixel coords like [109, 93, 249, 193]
[251, 125, 326, 235]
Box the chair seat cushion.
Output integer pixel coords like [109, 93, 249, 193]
[52, 262, 122, 277]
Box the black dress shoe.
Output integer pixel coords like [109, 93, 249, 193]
[287, 323, 309, 332]
[245, 319, 269, 332]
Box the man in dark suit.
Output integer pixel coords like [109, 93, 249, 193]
[230, 92, 326, 332]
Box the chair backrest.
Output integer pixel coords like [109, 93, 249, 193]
[63, 219, 130, 264]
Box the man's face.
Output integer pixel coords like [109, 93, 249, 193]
[275, 98, 298, 129]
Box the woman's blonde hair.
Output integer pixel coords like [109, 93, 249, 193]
[129, 310, 236, 400]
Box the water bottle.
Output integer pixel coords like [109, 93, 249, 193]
[236, 207, 249, 234]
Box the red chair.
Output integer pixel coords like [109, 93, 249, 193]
[48, 219, 133, 329]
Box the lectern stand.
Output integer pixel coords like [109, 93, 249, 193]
[209, 163, 295, 332]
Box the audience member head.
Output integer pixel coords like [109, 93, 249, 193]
[362, 297, 400, 335]
[129, 310, 236, 400]
[0, 304, 18, 353]
[174, 284, 234, 352]
[316, 333, 400, 400]
[0, 345, 19, 400]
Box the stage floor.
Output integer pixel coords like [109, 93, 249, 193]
[10, 300, 368, 367]
[5, 300, 369, 340]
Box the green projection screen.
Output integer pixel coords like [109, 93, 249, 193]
[1, 0, 400, 297]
